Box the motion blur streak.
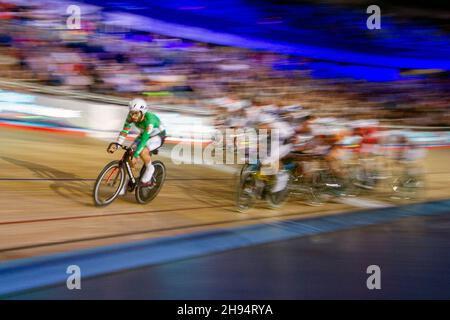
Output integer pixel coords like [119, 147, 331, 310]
[0, 0, 449, 299]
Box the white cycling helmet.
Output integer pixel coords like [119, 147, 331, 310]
[129, 98, 148, 113]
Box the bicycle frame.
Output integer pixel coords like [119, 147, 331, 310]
[120, 150, 137, 187]
[113, 142, 161, 191]
[94, 142, 166, 207]
[110, 143, 139, 192]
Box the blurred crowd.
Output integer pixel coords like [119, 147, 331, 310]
[0, 1, 449, 127]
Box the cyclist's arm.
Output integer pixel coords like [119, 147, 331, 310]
[134, 112, 162, 158]
[134, 124, 153, 158]
[117, 119, 132, 145]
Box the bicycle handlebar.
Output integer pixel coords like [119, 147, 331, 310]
[108, 142, 131, 151]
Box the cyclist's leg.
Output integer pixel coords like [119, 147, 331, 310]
[271, 143, 292, 193]
[140, 147, 153, 183]
[140, 135, 163, 184]
[119, 174, 130, 195]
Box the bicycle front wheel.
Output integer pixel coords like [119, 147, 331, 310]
[93, 160, 126, 206]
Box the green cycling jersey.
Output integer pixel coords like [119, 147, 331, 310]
[117, 111, 166, 157]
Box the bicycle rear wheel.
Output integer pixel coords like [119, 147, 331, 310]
[266, 175, 291, 208]
[93, 160, 125, 206]
[135, 160, 166, 204]
[267, 188, 290, 208]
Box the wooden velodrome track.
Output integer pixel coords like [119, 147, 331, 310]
[1, 127, 450, 261]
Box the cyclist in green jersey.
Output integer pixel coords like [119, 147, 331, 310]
[108, 98, 166, 192]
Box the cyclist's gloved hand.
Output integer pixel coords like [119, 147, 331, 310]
[107, 143, 118, 154]
[128, 144, 137, 161]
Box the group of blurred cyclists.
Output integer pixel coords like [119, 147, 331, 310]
[213, 97, 427, 208]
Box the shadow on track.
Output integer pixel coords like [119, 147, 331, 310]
[1, 157, 93, 206]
